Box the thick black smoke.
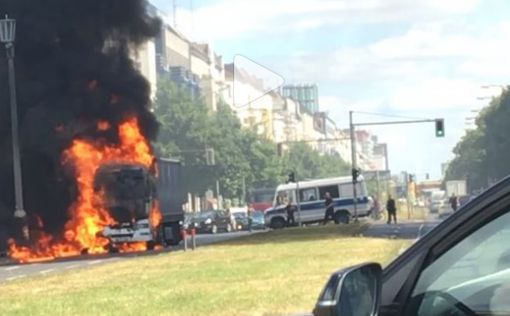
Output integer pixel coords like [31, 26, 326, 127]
[0, 0, 161, 242]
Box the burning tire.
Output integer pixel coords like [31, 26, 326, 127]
[107, 244, 119, 254]
[146, 240, 156, 251]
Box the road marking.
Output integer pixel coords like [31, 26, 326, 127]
[39, 269, 54, 274]
[87, 260, 103, 265]
[6, 274, 26, 281]
[65, 264, 80, 270]
[4, 266, 20, 271]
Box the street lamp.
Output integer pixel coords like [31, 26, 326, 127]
[0, 16, 27, 237]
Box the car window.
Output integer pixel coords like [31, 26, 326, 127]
[276, 189, 296, 205]
[318, 185, 339, 199]
[338, 183, 363, 198]
[409, 210, 510, 315]
[300, 188, 317, 201]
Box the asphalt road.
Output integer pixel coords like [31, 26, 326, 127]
[364, 211, 443, 240]
[0, 230, 263, 283]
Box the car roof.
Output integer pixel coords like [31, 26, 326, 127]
[276, 176, 361, 191]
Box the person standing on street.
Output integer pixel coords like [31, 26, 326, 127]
[226, 207, 237, 231]
[449, 193, 459, 212]
[386, 195, 397, 224]
[371, 196, 381, 220]
[323, 192, 335, 225]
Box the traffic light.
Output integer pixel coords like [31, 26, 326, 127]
[435, 119, 445, 137]
[352, 168, 360, 183]
[287, 172, 295, 183]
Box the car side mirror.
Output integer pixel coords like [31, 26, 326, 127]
[313, 263, 382, 316]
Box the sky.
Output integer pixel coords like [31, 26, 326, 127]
[150, 0, 510, 180]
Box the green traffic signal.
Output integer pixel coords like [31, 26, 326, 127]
[435, 119, 445, 137]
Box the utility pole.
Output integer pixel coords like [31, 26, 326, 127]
[241, 176, 246, 205]
[296, 177, 302, 227]
[376, 170, 380, 202]
[349, 111, 359, 222]
[0, 16, 28, 241]
[216, 180, 221, 209]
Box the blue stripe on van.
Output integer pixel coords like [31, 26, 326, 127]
[299, 197, 369, 211]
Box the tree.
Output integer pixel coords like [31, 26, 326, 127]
[153, 79, 351, 202]
[153, 78, 215, 194]
[282, 143, 350, 180]
[445, 88, 510, 192]
[153, 81, 282, 199]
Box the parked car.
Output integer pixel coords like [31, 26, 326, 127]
[233, 212, 250, 231]
[312, 176, 510, 316]
[250, 211, 266, 230]
[189, 210, 233, 234]
[429, 190, 446, 213]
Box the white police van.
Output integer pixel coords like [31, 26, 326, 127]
[264, 176, 372, 229]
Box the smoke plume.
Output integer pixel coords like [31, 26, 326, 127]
[0, 0, 160, 238]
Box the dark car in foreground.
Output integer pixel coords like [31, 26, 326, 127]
[312, 177, 510, 316]
[189, 210, 233, 234]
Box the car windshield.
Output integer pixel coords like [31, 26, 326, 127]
[1, 1, 507, 315]
[197, 211, 215, 219]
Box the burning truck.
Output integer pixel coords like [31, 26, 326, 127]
[0, 0, 184, 262]
[94, 158, 185, 252]
[8, 119, 186, 262]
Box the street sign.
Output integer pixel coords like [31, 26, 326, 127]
[362, 170, 391, 181]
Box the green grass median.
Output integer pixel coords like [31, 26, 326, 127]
[0, 224, 411, 316]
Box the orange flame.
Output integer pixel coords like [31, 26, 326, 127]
[9, 117, 155, 263]
[150, 202, 163, 228]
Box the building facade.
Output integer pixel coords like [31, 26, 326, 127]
[281, 84, 319, 114]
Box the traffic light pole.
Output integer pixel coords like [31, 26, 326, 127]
[349, 111, 359, 223]
[349, 112, 443, 223]
[353, 118, 437, 127]
[296, 178, 302, 227]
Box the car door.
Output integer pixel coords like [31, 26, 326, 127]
[381, 189, 510, 315]
[299, 187, 319, 222]
[215, 210, 228, 229]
